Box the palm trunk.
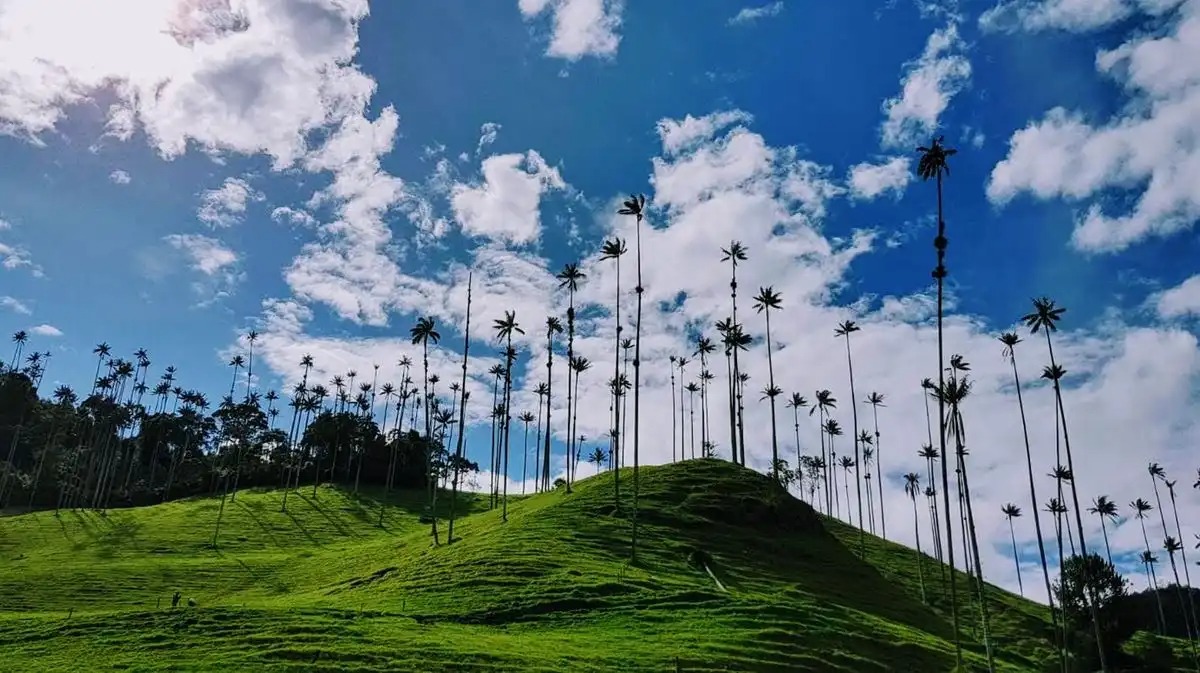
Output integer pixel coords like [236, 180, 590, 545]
[765, 309, 779, 481]
[534, 392, 544, 494]
[913, 495, 927, 603]
[521, 420, 530, 494]
[447, 276, 472, 540]
[843, 332, 863, 550]
[956, 441, 994, 672]
[670, 366, 676, 463]
[422, 342, 439, 545]
[871, 405, 886, 539]
[565, 291, 576, 488]
[542, 334, 555, 492]
[501, 337, 514, 522]
[611, 254, 622, 506]
[1166, 488, 1200, 647]
[1046, 333, 1107, 671]
[1140, 517, 1168, 633]
[688, 389, 696, 460]
[488, 375, 500, 509]
[1007, 518, 1024, 597]
[792, 407, 801, 479]
[724, 349, 735, 462]
[569, 365, 582, 487]
[818, 410, 829, 515]
[1166, 552, 1198, 654]
[631, 211, 644, 561]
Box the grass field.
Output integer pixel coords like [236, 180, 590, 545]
[0, 459, 1061, 672]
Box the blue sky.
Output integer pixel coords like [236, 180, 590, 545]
[2, 0, 1200, 599]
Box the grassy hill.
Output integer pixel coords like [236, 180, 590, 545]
[0, 459, 1057, 672]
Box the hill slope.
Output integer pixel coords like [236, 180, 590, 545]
[0, 460, 1054, 672]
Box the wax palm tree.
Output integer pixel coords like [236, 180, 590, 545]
[787, 393, 808, 479]
[1133, 498, 1168, 632]
[588, 447, 608, 475]
[486, 363, 505, 505]
[684, 381, 699, 460]
[865, 392, 887, 539]
[494, 312, 523, 520]
[1140, 549, 1168, 634]
[1162, 478, 1200, 641]
[720, 240, 748, 464]
[1088, 496, 1119, 566]
[1001, 503, 1024, 596]
[243, 330, 258, 401]
[445, 274, 473, 540]
[839, 456, 855, 521]
[904, 472, 927, 603]
[541, 317, 564, 492]
[1049, 465, 1078, 556]
[825, 419, 844, 519]
[617, 193, 648, 560]
[410, 316, 441, 544]
[753, 286, 783, 479]
[834, 320, 865, 544]
[669, 355, 678, 462]
[1026, 296, 1109, 671]
[917, 134, 960, 665]
[227, 355, 245, 399]
[758, 384, 783, 480]
[1163, 536, 1198, 651]
[569, 355, 591, 486]
[676, 356, 689, 460]
[999, 331, 1062, 658]
[861, 437, 876, 534]
[533, 381, 548, 493]
[811, 390, 837, 515]
[919, 443, 944, 568]
[519, 411, 535, 493]
[599, 237, 627, 500]
[556, 263, 585, 479]
[694, 335, 716, 449]
[8, 330, 28, 371]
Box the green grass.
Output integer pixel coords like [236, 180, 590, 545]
[0, 460, 1057, 671]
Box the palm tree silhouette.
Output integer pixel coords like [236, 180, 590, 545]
[669, 355, 678, 463]
[1162, 477, 1200, 641]
[918, 443, 944, 569]
[1133, 498, 1167, 633]
[556, 263, 585, 482]
[720, 240, 748, 465]
[541, 317, 563, 493]
[1088, 496, 1119, 566]
[410, 316, 441, 544]
[865, 392, 887, 539]
[519, 411, 535, 493]
[917, 135, 959, 662]
[694, 335, 716, 450]
[599, 237, 626, 502]
[494, 310, 523, 520]
[588, 447, 608, 475]
[860, 435, 875, 534]
[839, 455, 855, 521]
[676, 356, 689, 461]
[1163, 535, 1198, 650]
[825, 419, 843, 520]
[569, 355, 591, 486]
[754, 286, 783, 481]
[617, 193, 647, 561]
[533, 382, 548, 493]
[227, 355, 245, 399]
[684, 381, 699, 460]
[811, 390, 837, 515]
[1024, 298, 1108, 668]
[834, 320, 865, 547]
[446, 274, 473, 541]
[904, 472, 927, 603]
[1001, 503, 1024, 596]
[786, 393, 808, 482]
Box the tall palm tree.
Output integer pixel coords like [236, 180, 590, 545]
[694, 335, 716, 450]
[617, 193, 647, 560]
[519, 411, 535, 493]
[1023, 298, 1108, 669]
[533, 382, 548, 493]
[447, 274, 473, 541]
[676, 356, 690, 461]
[227, 355, 245, 399]
[839, 455, 855, 521]
[669, 355, 678, 462]
[787, 393, 808, 481]
[1163, 478, 1200, 641]
[1163, 536, 1198, 652]
[487, 363, 505, 506]
[919, 443, 944, 568]
[9, 330, 27, 371]
[754, 286, 783, 480]
[866, 392, 887, 539]
[999, 331, 1061, 657]
[244, 330, 258, 401]
[1148, 463, 1172, 548]
[541, 316, 564, 492]
[599, 237, 626, 501]
[811, 390, 837, 515]
[410, 316, 441, 544]
[720, 240, 748, 465]
[904, 472, 927, 603]
[569, 355, 591, 486]
[1133, 498, 1168, 633]
[684, 381, 699, 460]
[861, 436, 876, 534]
[834, 320, 865, 545]
[556, 263, 585, 479]
[1140, 550, 1167, 634]
[1001, 503, 1024, 597]
[1088, 496, 1119, 566]
[825, 418, 843, 519]
[494, 311, 523, 521]
[917, 134, 960, 665]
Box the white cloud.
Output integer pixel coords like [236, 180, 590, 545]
[0, 296, 31, 315]
[656, 110, 753, 157]
[729, 2, 785, 26]
[450, 150, 566, 245]
[164, 233, 238, 275]
[987, 0, 1200, 252]
[0, 220, 42, 277]
[271, 206, 317, 229]
[28, 323, 62, 337]
[518, 0, 623, 61]
[880, 23, 972, 149]
[0, 0, 375, 168]
[198, 177, 262, 228]
[979, 0, 1184, 33]
[477, 122, 501, 155]
[847, 156, 912, 200]
[108, 169, 131, 184]
[1156, 274, 1200, 318]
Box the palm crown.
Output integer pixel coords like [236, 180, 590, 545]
[752, 286, 781, 313]
[916, 135, 956, 181]
[617, 194, 646, 220]
[599, 238, 627, 260]
[1022, 297, 1065, 334]
[1001, 503, 1022, 519]
[1088, 495, 1118, 520]
[410, 317, 440, 346]
[556, 263, 586, 292]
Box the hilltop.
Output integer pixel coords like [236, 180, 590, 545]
[0, 459, 1055, 672]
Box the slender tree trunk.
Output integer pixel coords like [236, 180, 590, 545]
[1140, 517, 1168, 633]
[1008, 518, 1024, 597]
[631, 211, 644, 561]
[565, 290, 576, 489]
[871, 405, 886, 540]
[913, 495, 927, 603]
[611, 255, 622, 507]
[447, 276, 472, 540]
[843, 332, 864, 551]
[521, 420, 530, 494]
[534, 391, 544, 494]
[725, 350, 735, 463]
[670, 366, 676, 463]
[958, 439, 996, 673]
[542, 334, 555, 492]
[1166, 489, 1200, 648]
[765, 309, 779, 481]
[501, 336, 514, 522]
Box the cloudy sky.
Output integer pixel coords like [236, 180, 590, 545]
[2, 0, 1200, 601]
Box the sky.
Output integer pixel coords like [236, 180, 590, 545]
[2, 0, 1200, 603]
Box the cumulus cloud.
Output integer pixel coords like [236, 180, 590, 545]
[987, 0, 1200, 252]
[0, 219, 42, 276]
[0, 296, 31, 315]
[847, 156, 912, 200]
[979, 0, 1184, 33]
[109, 169, 131, 184]
[518, 0, 623, 61]
[476, 122, 501, 155]
[1156, 274, 1200, 318]
[28, 323, 62, 337]
[656, 110, 753, 157]
[165, 233, 239, 275]
[451, 151, 566, 245]
[880, 23, 972, 149]
[198, 177, 262, 228]
[729, 2, 784, 26]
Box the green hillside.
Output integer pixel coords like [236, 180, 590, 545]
[0, 460, 1054, 672]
